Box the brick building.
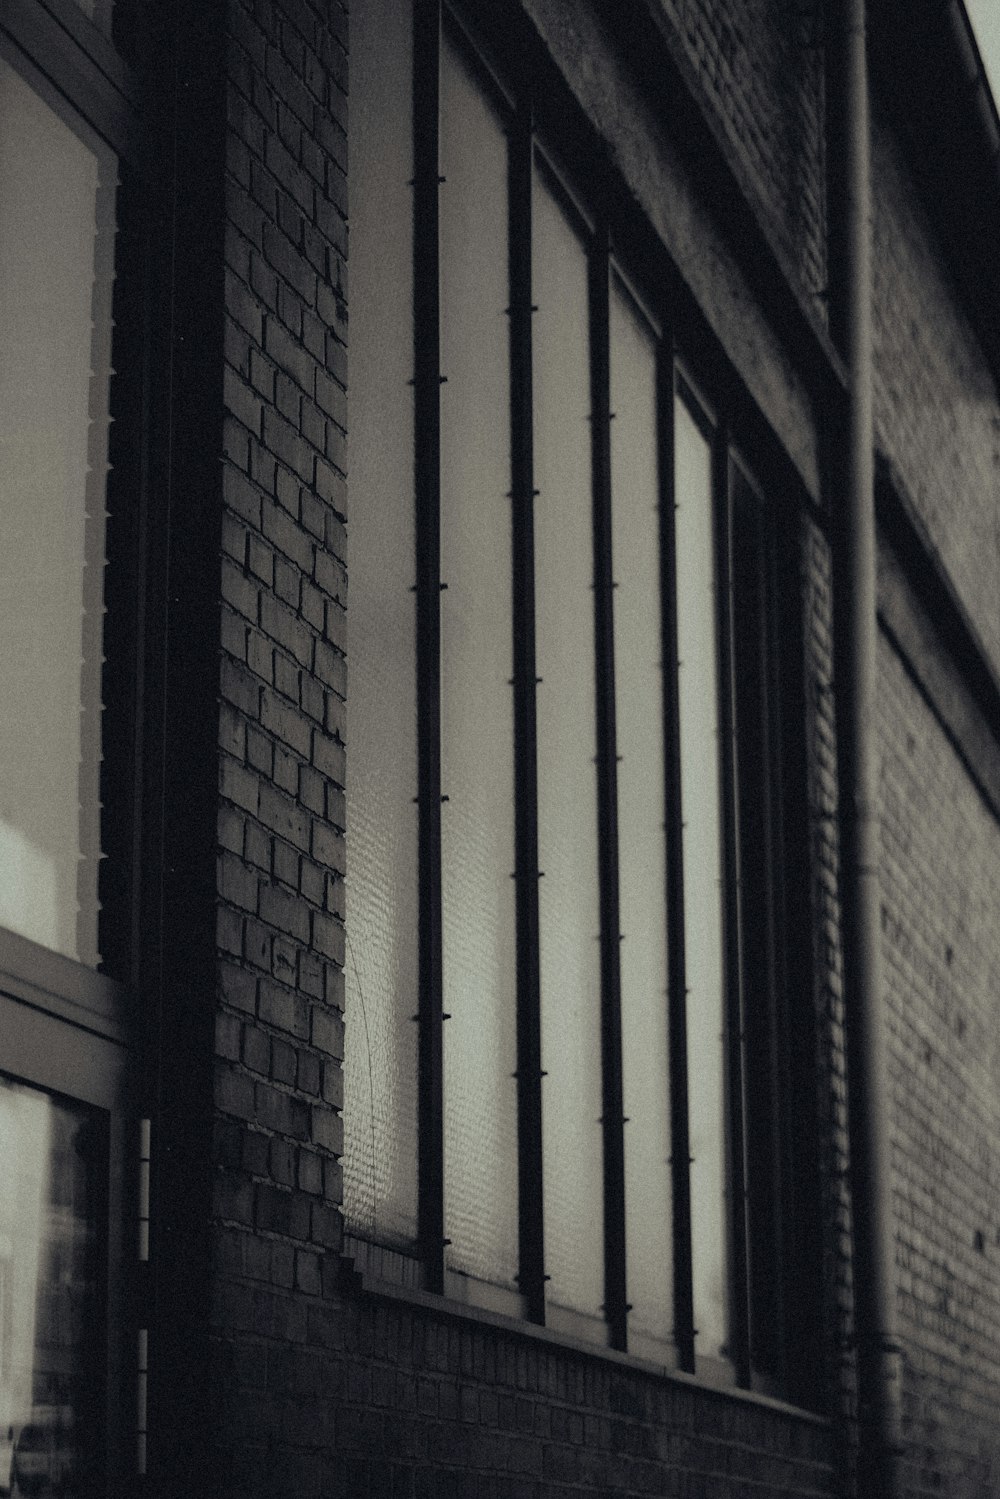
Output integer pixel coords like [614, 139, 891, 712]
[1, 0, 999, 1496]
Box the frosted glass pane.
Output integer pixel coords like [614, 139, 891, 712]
[610, 283, 672, 1346]
[343, 0, 419, 1244]
[533, 169, 604, 1322]
[439, 35, 518, 1288]
[0, 62, 116, 967]
[674, 394, 730, 1363]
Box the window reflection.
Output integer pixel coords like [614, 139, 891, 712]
[0, 60, 117, 967]
[439, 33, 519, 1290]
[0, 1076, 106, 1498]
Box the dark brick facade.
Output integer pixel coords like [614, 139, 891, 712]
[208, 0, 350, 1479]
[124, 1, 1000, 1496]
[659, 0, 828, 317]
[879, 629, 1000, 1498]
[871, 111, 1000, 682]
[869, 82, 1000, 1499]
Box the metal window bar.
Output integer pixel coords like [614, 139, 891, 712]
[508, 96, 546, 1325]
[588, 225, 628, 1352]
[662, 356, 695, 1373]
[733, 479, 789, 1391]
[714, 428, 751, 1386]
[769, 505, 823, 1407]
[413, 0, 446, 1293]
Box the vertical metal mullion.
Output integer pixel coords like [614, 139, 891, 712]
[509, 103, 545, 1325]
[589, 228, 627, 1351]
[759, 520, 790, 1388]
[660, 351, 695, 1372]
[755, 509, 791, 1385]
[413, 0, 445, 1294]
[771, 511, 822, 1406]
[715, 435, 750, 1385]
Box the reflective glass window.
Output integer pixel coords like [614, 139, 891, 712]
[0, 59, 117, 968]
[342, 0, 420, 1244]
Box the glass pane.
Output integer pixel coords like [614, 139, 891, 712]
[674, 392, 730, 1364]
[0, 61, 116, 967]
[610, 281, 673, 1347]
[533, 167, 604, 1323]
[343, 0, 419, 1244]
[0, 1076, 106, 1497]
[439, 37, 519, 1288]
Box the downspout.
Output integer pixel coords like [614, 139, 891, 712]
[827, 0, 904, 1493]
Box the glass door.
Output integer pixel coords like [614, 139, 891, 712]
[0, 949, 132, 1497]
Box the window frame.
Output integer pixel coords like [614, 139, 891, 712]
[0, 2, 149, 1485]
[345, 0, 821, 1406]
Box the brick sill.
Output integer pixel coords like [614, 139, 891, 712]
[340, 1251, 831, 1430]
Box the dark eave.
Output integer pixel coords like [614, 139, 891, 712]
[868, 0, 1000, 382]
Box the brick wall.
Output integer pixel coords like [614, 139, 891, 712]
[878, 623, 1000, 1499]
[210, 0, 349, 1482]
[211, 1274, 837, 1497]
[308, 1292, 836, 1499]
[658, 0, 827, 317]
[868, 105, 1000, 1494]
[871, 108, 1000, 682]
[800, 515, 858, 1496]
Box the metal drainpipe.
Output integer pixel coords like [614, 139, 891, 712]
[827, 0, 904, 1493]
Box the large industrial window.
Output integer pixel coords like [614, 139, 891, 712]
[345, 0, 815, 1396]
[0, 1, 145, 1487]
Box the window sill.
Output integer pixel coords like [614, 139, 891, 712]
[339, 1243, 830, 1428]
[0, 926, 127, 1046]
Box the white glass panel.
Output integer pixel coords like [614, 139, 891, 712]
[343, 0, 419, 1244]
[439, 35, 518, 1288]
[674, 392, 730, 1363]
[610, 282, 673, 1347]
[533, 168, 604, 1323]
[0, 1076, 106, 1491]
[0, 62, 116, 967]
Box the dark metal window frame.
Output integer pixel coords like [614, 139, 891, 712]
[2, 0, 146, 162]
[670, 368, 807, 1394]
[389, 0, 818, 1398]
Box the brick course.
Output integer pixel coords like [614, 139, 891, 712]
[800, 516, 859, 1494]
[211, 1283, 837, 1497]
